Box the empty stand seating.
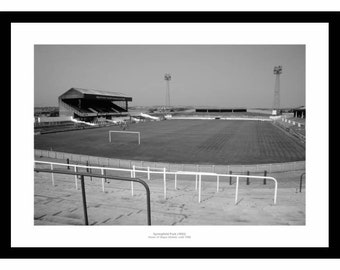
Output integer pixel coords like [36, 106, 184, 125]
[59, 88, 132, 120]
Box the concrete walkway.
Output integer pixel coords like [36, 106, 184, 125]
[34, 157, 305, 226]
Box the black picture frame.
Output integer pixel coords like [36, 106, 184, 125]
[3, 11, 336, 259]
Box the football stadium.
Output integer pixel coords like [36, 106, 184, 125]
[34, 86, 306, 226]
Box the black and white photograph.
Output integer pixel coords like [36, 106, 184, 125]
[7, 12, 333, 256]
[33, 44, 306, 227]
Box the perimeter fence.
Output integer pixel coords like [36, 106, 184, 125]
[35, 149, 305, 175]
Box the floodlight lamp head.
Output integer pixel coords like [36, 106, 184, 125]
[164, 73, 172, 81]
[273, 66, 283, 75]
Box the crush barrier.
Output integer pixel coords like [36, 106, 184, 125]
[34, 167, 152, 225]
[35, 160, 278, 205]
[132, 165, 166, 180]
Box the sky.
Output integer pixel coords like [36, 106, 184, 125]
[34, 45, 305, 108]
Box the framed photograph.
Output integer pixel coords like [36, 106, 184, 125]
[5, 11, 335, 258]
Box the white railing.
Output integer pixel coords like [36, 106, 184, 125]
[34, 160, 278, 204]
[133, 165, 166, 180]
[140, 113, 160, 121]
[70, 117, 97, 126]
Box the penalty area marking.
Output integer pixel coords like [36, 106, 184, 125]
[109, 130, 141, 144]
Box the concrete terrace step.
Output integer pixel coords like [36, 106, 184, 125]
[34, 197, 149, 225]
[35, 214, 85, 225]
[35, 175, 278, 210]
[34, 161, 305, 225]
[35, 166, 282, 191]
[87, 207, 146, 225]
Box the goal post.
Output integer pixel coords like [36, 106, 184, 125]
[109, 130, 141, 144]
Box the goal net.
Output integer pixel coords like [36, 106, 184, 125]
[109, 130, 140, 144]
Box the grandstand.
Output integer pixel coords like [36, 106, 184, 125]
[292, 106, 306, 118]
[58, 87, 132, 122]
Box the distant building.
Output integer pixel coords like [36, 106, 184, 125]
[34, 107, 59, 117]
[58, 87, 132, 122]
[292, 106, 306, 118]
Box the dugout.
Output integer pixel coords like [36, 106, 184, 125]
[58, 87, 132, 122]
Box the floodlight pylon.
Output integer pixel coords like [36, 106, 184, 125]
[273, 66, 282, 113]
[164, 73, 171, 108]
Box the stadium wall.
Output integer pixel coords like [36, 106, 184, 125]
[58, 98, 74, 117]
[35, 149, 305, 174]
[35, 116, 72, 123]
[169, 116, 272, 121]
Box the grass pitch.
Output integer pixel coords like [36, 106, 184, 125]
[34, 119, 305, 165]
